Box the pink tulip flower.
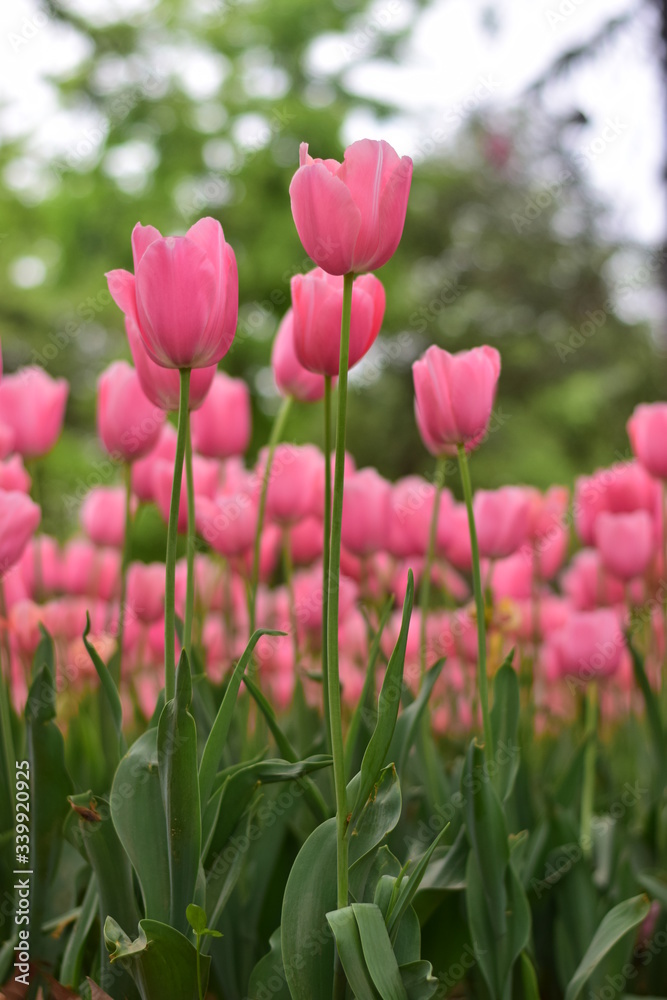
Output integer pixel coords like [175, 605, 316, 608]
[549, 608, 624, 682]
[261, 444, 321, 526]
[197, 490, 259, 559]
[153, 454, 219, 533]
[131, 423, 177, 502]
[574, 461, 659, 545]
[0, 491, 41, 577]
[0, 368, 68, 458]
[126, 562, 166, 623]
[272, 309, 328, 402]
[473, 487, 531, 560]
[341, 467, 392, 556]
[191, 371, 251, 459]
[98, 361, 165, 463]
[413, 345, 501, 456]
[289, 139, 412, 275]
[106, 217, 238, 369]
[627, 403, 667, 479]
[19, 535, 62, 597]
[593, 510, 654, 581]
[126, 315, 215, 411]
[387, 476, 439, 559]
[291, 268, 385, 376]
[81, 486, 136, 548]
[288, 517, 324, 566]
[0, 456, 30, 494]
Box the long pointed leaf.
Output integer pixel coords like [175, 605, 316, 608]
[352, 903, 408, 1000]
[83, 612, 125, 755]
[345, 597, 394, 776]
[199, 628, 284, 807]
[352, 572, 414, 825]
[564, 894, 650, 1000]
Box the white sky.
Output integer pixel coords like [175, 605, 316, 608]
[0, 0, 664, 246]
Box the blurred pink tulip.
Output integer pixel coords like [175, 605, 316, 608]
[440, 503, 472, 571]
[272, 309, 328, 402]
[574, 461, 658, 545]
[474, 487, 530, 560]
[291, 268, 385, 376]
[561, 548, 627, 610]
[19, 535, 62, 597]
[126, 315, 215, 411]
[549, 608, 624, 681]
[81, 486, 136, 548]
[413, 345, 501, 456]
[197, 491, 259, 558]
[191, 372, 251, 459]
[593, 510, 654, 581]
[106, 217, 238, 369]
[0, 368, 68, 458]
[127, 562, 165, 623]
[288, 517, 324, 566]
[131, 423, 177, 502]
[0, 456, 30, 493]
[387, 476, 438, 559]
[98, 361, 165, 463]
[0, 491, 41, 577]
[261, 444, 321, 526]
[341, 468, 392, 556]
[289, 139, 412, 275]
[627, 403, 667, 479]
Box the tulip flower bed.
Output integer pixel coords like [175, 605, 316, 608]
[1, 138, 667, 1000]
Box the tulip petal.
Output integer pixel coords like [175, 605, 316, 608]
[106, 269, 139, 326]
[289, 164, 361, 275]
[131, 223, 163, 270]
[365, 155, 413, 271]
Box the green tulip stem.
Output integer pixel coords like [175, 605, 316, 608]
[322, 374, 333, 753]
[580, 681, 598, 858]
[457, 444, 494, 766]
[164, 368, 190, 701]
[327, 272, 354, 923]
[419, 456, 447, 687]
[115, 461, 133, 686]
[184, 416, 196, 666]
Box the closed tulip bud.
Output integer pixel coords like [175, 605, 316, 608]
[341, 468, 392, 556]
[593, 510, 654, 580]
[97, 361, 165, 463]
[628, 403, 667, 479]
[561, 549, 627, 610]
[272, 309, 328, 402]
[387, 476, 443, 559]
[550, 608, 624, 682]
[0, 456, 31, 493]
[0, 368, 68, 458]
[106, 217, 238, 369]
[261, 444, 321, 526]
[574, 461, 658, 545]
[126, 562, 166, 623]
[288, 517, 324, 566]
[0, 490, 41, 576]
[413, 345, 501, 456]
[190, 371, 251, 459]
[473, 487, 530, 560]
[289, 139, 412, 275]
[81, 487, 136, 548]
[126, 316, 215, 411]
[196, 490, 259, 559]
[291, 268, 385, 376]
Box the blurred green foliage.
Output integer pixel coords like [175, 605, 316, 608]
[0, 0, 664, 537]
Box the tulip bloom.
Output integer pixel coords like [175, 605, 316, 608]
[473, 487, 531, 560]
[153, 455, 219, 533]
[81, 487, 136, 549]
[550, 608, 624, 681]
[261, 444, 321, 526]
[0, 368, 68, 458]
[593, 510, 654, 581]
[106, 217, 238, 369]
[97, 361, 165, 463]
[291, 268, 385, 377]
[289, 139, 412, 275]
[196, 491, 259, 559]
[190, 372, 251, 459]
[627, 403, 667, 480]
[341, 468, 392, 556]
[131, 423, 177, 502]
[413, 345, 501, 456]
[126, 562, 166, 623]
[272, 309, 327, 402]
[574, 461, 658, 545]
[126, 316, 215, 411]
[0, 490, 41, 576]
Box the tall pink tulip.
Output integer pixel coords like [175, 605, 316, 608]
[0, 368, 68, 458]
[272, 309, 327, 402]
[126, 316, 215, 411]
[291, 268, 385, 377]
[627, 403, 667, 479]
[0, 491, 41, 576]
[289, 139, 412, 275]
[593, 510, 654, 581]
[549, 608, 624, 681]
[106, 217, 238, 369]
[97, 361, 165, 462]
[413, 345, 501, 456]
[190, 371, 251, 459]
